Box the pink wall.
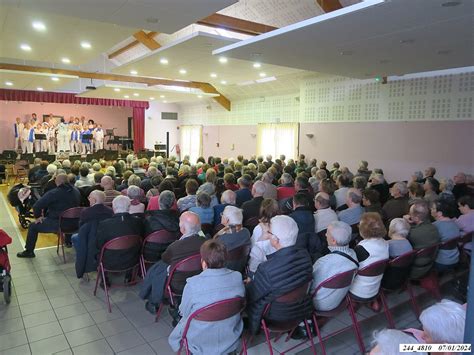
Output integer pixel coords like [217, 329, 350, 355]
[199, 121, 474, 182]
[0, 100, 132, 151]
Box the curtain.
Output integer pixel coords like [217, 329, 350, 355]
[257, 123, 299, 160]
[0, 89, 149, 109]
[180, 125, 202, 163]
[132, 107, 145, 152]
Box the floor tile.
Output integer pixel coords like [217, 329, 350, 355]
[136, 321, 172, 342]
[148, 337, 176, 355]
[29, 334, 70, 355]
[0, 305, 21, 321]
[49, 294, 81, 309]
[59, 314, 95, 333]
[0, 316, 24, 336]
[16, 291, 48, 306]
[0, 344, 31, 355]
[96, 317, 134, 338]
[71, 339, 114, 355]
[0, 329, 28, 352]
[106, 329, 146, 353]
[89, 308, 123, 324]
[45, 286, 76, 299]
[54, 303, 87, 320]
[64, 325, 103, 348]
[23, 310, 57, 329]
[117, 343, 156, 355]
[25, 321, 63, 343]
[20, 300, 53, 316]
[12, 281, 44, 295]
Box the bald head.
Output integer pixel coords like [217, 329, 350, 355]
[179, 211, 201, 236]
[55, 174, 68, 186]
[100, 175, 114, 190]
[89, 190, 106, 205]
[315, 191, 330, 209]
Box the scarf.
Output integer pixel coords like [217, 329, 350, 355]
[28, 128, 35, 142]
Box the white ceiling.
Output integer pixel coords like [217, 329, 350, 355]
[0, 71, 75, 92]
[2, 0, 238, 34]
[75, 84, 218, 104]
[0, 5, 135, 66]
[112, 32, 306, 96]
[214, 0, 474, 78]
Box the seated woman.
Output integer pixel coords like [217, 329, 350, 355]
[127, 185, 145, 215]
[168, 240, 245, 355]
[381, 218, 413, 290]
[349, 212, 389, 300]
[431, 200, 460, 271]
[248, 199, 279, 274]
[189, 191, 214, 225]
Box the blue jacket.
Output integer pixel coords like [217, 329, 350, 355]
[33, 183, 81, 219]
[289, 207, 315, 234]
[235, 188, 252, 207]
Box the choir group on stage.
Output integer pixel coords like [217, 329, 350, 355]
[13, 113, 105, 155]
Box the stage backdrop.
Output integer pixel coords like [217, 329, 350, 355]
[0, 100, 132, 152]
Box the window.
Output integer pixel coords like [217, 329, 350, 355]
[257, 123, 299, 160]
[180, 125, 202, 163]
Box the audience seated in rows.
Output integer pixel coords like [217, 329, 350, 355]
[289, 192, 315, 234]
[383, 182, 409, 224]
[313, 192, 338, 233]
[235, 174, 253, 207]
[431, 200, 460, 271]
[213, 190, 236, 226]
[337, 188, 364, 226]
[177, 179, 198, 212]
[190, 191, 214, 225]
[242, 181, 266, 221]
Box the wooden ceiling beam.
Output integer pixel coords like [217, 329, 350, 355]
[197, 14, 277, 36]
[133, 30, 161, 50]
[0, 63, 231, 111]
[316, 0, 343, 13]
[108, 31, 159, 59]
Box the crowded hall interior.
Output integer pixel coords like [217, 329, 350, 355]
[0, 0, 473, 354]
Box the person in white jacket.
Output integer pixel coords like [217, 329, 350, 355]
[93, 124, 105, 152]
[56, 118, 69, 152]
[349, 212, 389, 300]
[22, 122, 35, 154]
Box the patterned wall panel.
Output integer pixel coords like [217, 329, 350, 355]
[180, 71, 474, 125]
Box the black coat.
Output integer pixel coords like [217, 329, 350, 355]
[246, 246, 314, 334]
[143, 209, 180, 262]
[289, 207, 315, 234]
[33, 183, 81, 219]
[96, 213, 144, 270]
[242, 196, 264, 221]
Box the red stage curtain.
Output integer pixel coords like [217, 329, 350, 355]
[0, 89, 149, 109]
[132, 107, 145, 152]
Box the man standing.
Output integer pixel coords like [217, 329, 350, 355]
[17, 174, 80, 258]
[13, 117, 23, 151]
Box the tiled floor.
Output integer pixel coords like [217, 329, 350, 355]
[0, 193, 459, 355]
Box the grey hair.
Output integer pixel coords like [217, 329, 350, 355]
[440, 178, 454, 192]
[131, 160, 139, 169]
[126, 154, 134, 163]
[127, 185, 141, 200]
[223, 206, 243, 225]
[394, 182, 408, 196]
[316, 169, 327, 180]
[388, 218, 410, 238]
[159, 190, 175, 210]
[112, 195, 130, 213]
[89, 190, 106, 204]
[310, 167, 318, 177]
[221, 190, 236, 205]
[147, 167, 159, 177]
[253, 181, 266, 195]
[128, 174, 141, 187]
[196, 191, 211, 207]
[62, 159, 71, 168]
[328, 221, 352, 246]
[420, 299, 465, 344]
[413, 171, 423, 180]
[92, 163, 101, 172]
[281, 173, 293, 184]
[370, 329, 427, 355]
[47, 164, 57, 174]
[270, 215, 298, 248]
[347, 188, 362, 204]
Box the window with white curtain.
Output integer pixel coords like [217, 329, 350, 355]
[257, 123, 299, 160]
[180, 125, 202, 163]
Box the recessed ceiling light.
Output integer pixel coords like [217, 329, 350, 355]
[149, 97, 155, 100]
[20, 44, 32, 51]
[179, 69, 187, 75]
[80, 41, 92, 49]
[130, 70, 138, 75]
[210, 73, 217, 78]
[133, 93, 139, 97]
[51, 77, 59, 81]
[400, 39, 415, 44]
[340, 51, 353, 56]
[61, 57, 71, 64]
[197, 95, 203, 98]
[253, 63, 261, 68]
[37, 87, 43, 91]
[5, 81, 13, 86]
[32, 21, 46, 31]
[114, 88, 121, 92]
[220, 80, 227, 85]
[159, 58, 169, 64]
[163, 100, 168, 103]
[218, 57, 228, 64]
[124, 95, 129, 98]
[441, 1, 461, 7]
[259, 72, 266, 77]
[160, 95, 165, 98]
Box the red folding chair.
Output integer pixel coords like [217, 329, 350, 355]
[347, 259, 389, 354]
[260, 281, 316, 355]
[407, 244, 440, 316]
[243, 217, 259, 234]
[57, 207, 84, 263]
[226, 243, 251, 274]
[156, 254, 202, 321]
[93, 235, 142, 312]
[311, 269, 357, 355]
[140, 230, 178, 276]
[458, 232, 473, 268]
[178, 297, 247, 355]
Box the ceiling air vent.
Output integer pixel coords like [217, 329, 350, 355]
[161, 112, 178, 120]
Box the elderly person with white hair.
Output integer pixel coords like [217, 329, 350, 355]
[277, 173, 296, 201]
[127, 185, 145, 214]
[383, 182, 410, 224]
[369, 329, 426, 355]
[213, 190, 237, 226]
[311, 221, 358, 311]
[246, 215, 313, 335]
[261, 172, 277, 200]
[438, 178, 456, 203]
[214, 206, 250, 251]
[337, 188, 364, 225]
[242, 181, 266, 221]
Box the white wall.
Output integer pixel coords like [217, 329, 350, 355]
[144, 101, 180, 154]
